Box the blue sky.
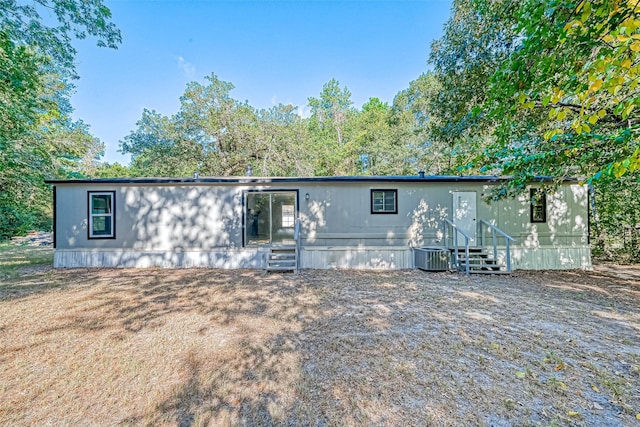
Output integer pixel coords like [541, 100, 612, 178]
[70, 0, 453, 164]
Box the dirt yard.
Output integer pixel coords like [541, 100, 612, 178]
[0, 255, 639, 426]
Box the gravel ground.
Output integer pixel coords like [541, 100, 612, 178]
[10, 231, 53, 247]
[0, 263, 638, 426]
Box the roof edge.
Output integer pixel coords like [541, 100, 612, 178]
[44, 175, 582, 185]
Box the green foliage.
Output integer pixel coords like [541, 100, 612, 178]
[1, 0, 121, 77]
[0, 0, 120, 238]
[349, 97, 415, 175]
[425, 0, 639, 258]
[0, 203, 50, 240]
[481, 0, 640, 184]
[0, 32, 50, 142]
[392, 73, 470, 174]
[591, 177, 640, 260]
[121, 75, 440, 179]
[122, 73, 313, 177]
[427, 0, 518, 175]
[307, 78, 357, 175]
[94, 162, 132, 178]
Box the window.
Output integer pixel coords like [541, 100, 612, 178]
[281, 204, 295, 227]
[89, 191, 115, 238]
[530, 189, 547, 223]
[245, 191, 297, 245]
[371, 189, 397, 214]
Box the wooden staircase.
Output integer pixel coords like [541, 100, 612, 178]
[266, 246, 297, 272]
[443, 218, 515, 275]
[451, 248, 508, 274]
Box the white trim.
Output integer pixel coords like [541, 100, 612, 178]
[88, 191, 114, 238]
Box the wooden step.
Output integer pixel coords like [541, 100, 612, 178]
[456, 252, 507, 274]
[456, 256, 495, 262]
[266, 266, 297, 272]
[268, 260, 296, 266]
[466, 269, 510, 275]
[456, 258, 499, 265]
[266, 247, 297, 272]
[269, 254, 296, 261]
[449, 247, 486, 253]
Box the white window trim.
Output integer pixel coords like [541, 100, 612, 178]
[88, 191, 115, 239]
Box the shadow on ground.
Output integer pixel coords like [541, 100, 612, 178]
[1, 266, 639, 426]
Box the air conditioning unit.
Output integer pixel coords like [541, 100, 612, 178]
[414, 247, 450, 271]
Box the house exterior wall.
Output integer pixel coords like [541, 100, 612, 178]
[55, 183, 246, 251]
[52, 179, 591, 270]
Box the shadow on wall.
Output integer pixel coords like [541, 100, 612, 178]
[487, 185, 590, 269]
[69, 185, 255, 268]
[299, 198, 329, 244]
[65, 183, 590, 270]
[300, 188, 449, 248]
[406, 199, 448, 247]
[120, 186, 244, 251]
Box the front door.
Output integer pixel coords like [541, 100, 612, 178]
[246, 192, 297, 246]
[452, 191, 477, 245]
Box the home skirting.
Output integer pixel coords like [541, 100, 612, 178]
[53, 245, 591, 270]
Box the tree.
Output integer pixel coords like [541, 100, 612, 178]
[346, 97, 414, 175]
[481, 0, 640, 186]
[392, 73, 464, 174]
[122, 73, 313, 177]
[1, 0, 121, 140]
[121, 109, 193, 177]
[253, 104, 313, 176]
[94, 162, 132, 178]
[427, 0, 518, 176]
[1, 0, 121, 75]
[0, 0, 120, 238]
[307, 79, 357, 175]
[591, 176, 640, 260]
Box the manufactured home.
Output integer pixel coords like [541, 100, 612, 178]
[46, 175, 591, 273]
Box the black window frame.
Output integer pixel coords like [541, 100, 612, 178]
[530, 188, 547, 223]
[370, 189, 398, 214]
[88, 191, 116, 239]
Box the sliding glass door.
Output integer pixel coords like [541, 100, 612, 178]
[246, 192, 297, 246]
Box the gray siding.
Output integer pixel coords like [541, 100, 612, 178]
[55, 184, 246, 250]
[296, 182, 589, 249]
[53, 180, 590, 270]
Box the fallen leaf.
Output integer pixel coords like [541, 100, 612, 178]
[567, 411, 580, 417]
[591, 384, 600, 393]
[515, 371, 526, 379]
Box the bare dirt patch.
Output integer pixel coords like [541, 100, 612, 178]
[0, 265, 638, 426]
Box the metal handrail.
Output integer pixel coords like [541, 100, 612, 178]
[293, 218, 301, 272]
[444, 219, 471, 276]
[479, 220, 515, 272]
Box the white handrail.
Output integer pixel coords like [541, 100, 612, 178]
[443, 219, 471, 276]
[294, 218, 301, 272]
[479, 220, 515, 272]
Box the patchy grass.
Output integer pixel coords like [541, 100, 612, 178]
[0, 243, 52, 283]
[0, 260, 639, 426]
